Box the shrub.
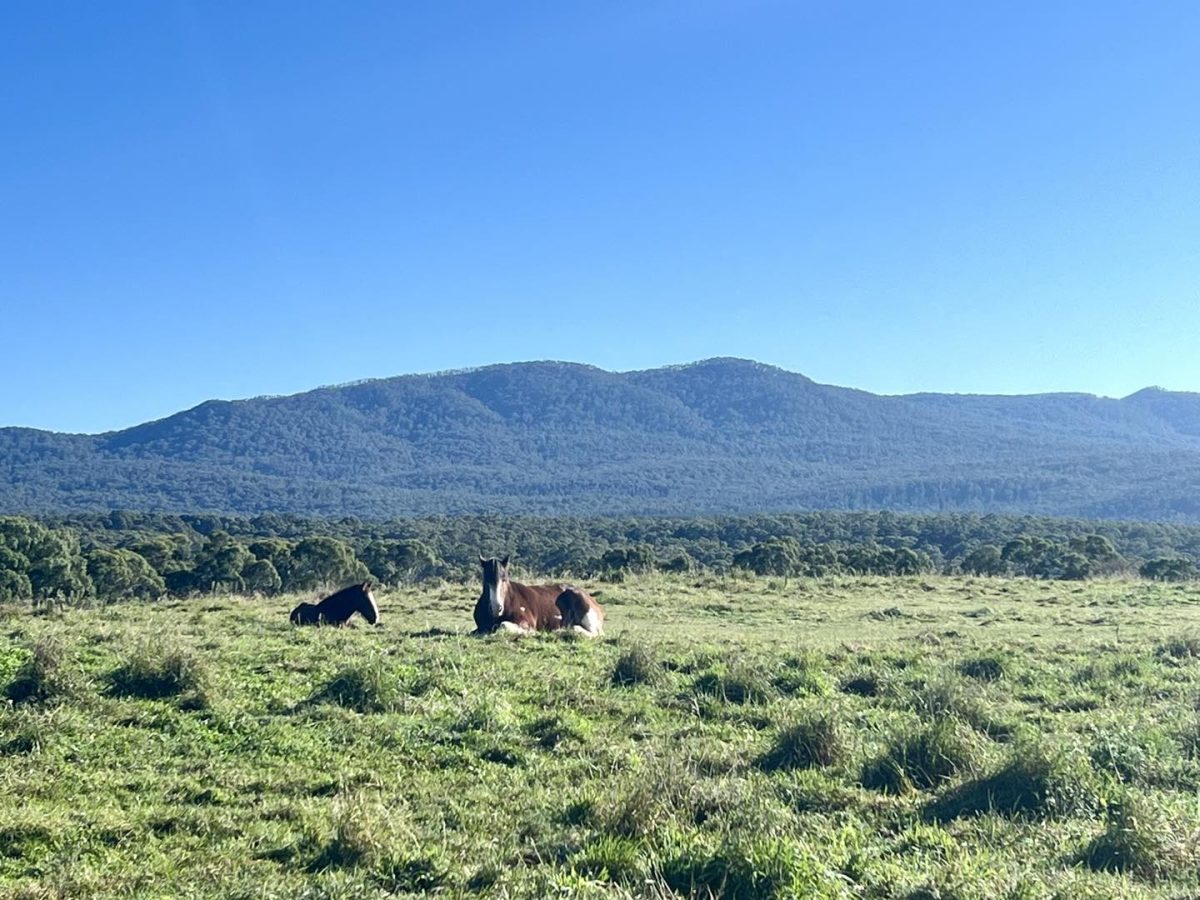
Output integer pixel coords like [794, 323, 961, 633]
[862, 719, 982, 793]
[759, 710, 846, 771]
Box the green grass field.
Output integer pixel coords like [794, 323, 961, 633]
[4, 574, 1200, 898]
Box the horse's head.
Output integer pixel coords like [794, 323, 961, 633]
[359, 581, 381, 626]
[479, 555, 510, 618]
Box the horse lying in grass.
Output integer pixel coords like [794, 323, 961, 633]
[473, 555, 603, 637]
[290, 581, 380, 627]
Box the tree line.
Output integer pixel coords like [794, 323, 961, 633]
[1, 510, 1198, 605]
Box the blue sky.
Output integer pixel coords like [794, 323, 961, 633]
[3, 1, 1198, 433]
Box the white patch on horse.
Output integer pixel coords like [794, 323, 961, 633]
[499, 621, 531, 635]
[573, 608, 602, 637]
[488, 581, 505, 619]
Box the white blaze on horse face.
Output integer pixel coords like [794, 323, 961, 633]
[484, 561, 506, 619]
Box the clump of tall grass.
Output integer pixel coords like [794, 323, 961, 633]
[5, 635, 78, 705]
[611, 642, 664, 687]
[305, 791, 448, 890]
[661, 834, 840, 900]
[693, 660, 775, 705]
[772, 651, 831, 697]
[957, 654, 1007, 682]
[108, 643, 209, 708]
[570, 834, 647, 884]
[1088, 724, 1182, 788]
[313, 657, 404, 713]
[839, 669, 885, 697]
[1156, 632, 1200, 661]
[908, 673, 1010, 738]
[927, 740, 1098, 821]
[861, 719, 983, 793]
[1081, 793, 1185, 880]
[758, 710, 846, 772]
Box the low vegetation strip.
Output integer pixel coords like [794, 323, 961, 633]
[3, 573, 1200, 897]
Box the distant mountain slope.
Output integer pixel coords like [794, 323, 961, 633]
[3, 359, 1199, 520]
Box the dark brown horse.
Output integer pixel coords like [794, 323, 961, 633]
[290, 581, 380, 627]
[473, 556, 603, 637]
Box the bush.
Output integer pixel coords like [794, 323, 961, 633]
[862, 719, 982, 793]
[759, 711, 845, 771]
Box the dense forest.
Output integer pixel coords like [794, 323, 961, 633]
[3, 510, 1198, 605]
[3, 359, 1200, 521]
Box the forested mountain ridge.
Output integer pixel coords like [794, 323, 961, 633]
[2, 358, 1199, 520]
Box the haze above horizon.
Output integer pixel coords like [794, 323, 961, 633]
[4, 2, 1198, 433]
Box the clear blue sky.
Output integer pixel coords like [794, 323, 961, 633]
[4, 1, 1198, 433]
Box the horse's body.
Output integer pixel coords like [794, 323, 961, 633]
[473, 556, 603, 637]
[290, 582, 380, 626]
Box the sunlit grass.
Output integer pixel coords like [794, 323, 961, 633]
[1, 574, 1200, 896]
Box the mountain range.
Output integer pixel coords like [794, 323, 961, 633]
[3, 358, 1199, 521]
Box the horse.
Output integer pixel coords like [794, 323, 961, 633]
[473, 555, 603, 637]
[290, 581, 380, 627]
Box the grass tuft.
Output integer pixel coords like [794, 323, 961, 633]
[1157, 632, 1200, 660]
[839, 670, 884, 697]
[611, 642, 664, 687]
[1081, 793, 1183, 880]
[957, 654, 1007, 682]
[5, 636, 78, 705]
[927, 741, 1098, 821]
[313, 657, 404, 713]
[861, 719, 982, 793]
[758, 710, 845, 771]
[108, 643, 209, 707]
[693, 660, 775, 704]
[773, 651, 831, 696]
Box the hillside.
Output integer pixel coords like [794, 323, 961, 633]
[2, 358, 1199, 520]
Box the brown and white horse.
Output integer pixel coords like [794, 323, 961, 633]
[290, 581, 380, 626]
[473, 556, 603, 637]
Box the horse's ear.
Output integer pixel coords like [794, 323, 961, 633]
[500, 555, 509, 568]
[362, 580, 372, 591]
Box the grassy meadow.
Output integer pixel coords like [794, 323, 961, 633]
[4, 573, 1200, 898]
